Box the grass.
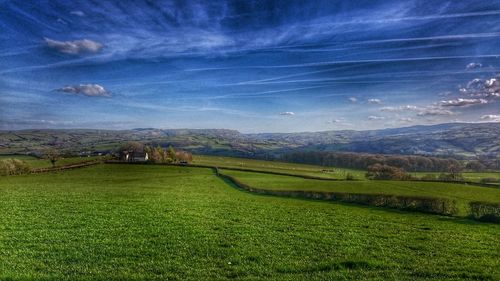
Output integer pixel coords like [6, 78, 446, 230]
[412, 172, 500, 183]
[0, 164, 499, 280]
[0, 155, 102, 169]
[220, 169, 500, 216]
[192, 155, 365, 179]
[193, 155, 499, 183]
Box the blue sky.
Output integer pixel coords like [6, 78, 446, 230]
[1, 0, 499, 132]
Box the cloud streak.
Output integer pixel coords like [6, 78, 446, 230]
[439, 98, 488, 107]
[56, 84, 111, 97]
[45, 38, 103, 55]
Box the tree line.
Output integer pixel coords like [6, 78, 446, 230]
[119, 142, 192, 164]
[281, 151, 463, 172]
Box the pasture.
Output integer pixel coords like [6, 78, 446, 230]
[0, 155, 102, 169]
[221, 170, 500, 216]
[194, 155, 499, 183]
[0, 164, 499, 280]
[193, 155, 366, 179]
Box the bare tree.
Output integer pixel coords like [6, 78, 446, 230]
[43, 148, 60, 168]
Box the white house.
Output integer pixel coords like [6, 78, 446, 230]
[123, 151, 149, 162]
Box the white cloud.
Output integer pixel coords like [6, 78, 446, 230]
[439, 98, 488, 107]
[45, 38, 103, 55]
[480, 114, 500, 121]
[56, 84, 111, 97]
[348, 97, 357, 103]
[398, 117, 413, 122]
[460, 74, 500, 98]
[417, 107, 454, 116]
[466, 62, 482, 70]
[368, 98, 382, 104]
[380, 105, 418, 112]
[368, 115, 385, 120]
[279, 111, 295, 116]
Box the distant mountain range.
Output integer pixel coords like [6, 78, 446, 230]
[1, 123, 499, 159]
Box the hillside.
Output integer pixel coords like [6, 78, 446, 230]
[1, 123, 498, 159]
[1, 164, 499, 280]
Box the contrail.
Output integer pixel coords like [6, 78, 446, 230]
[186, 54, 500, 71]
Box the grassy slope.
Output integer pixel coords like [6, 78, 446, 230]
[412, 172, 500, 182]
[0, 155, 101, 168]
[220, 170, 500, 215]
[192, 155, 365, 179]
[0, 164, 499, 280]
[194, 155, 499, 182]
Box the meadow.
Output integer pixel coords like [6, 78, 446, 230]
[0, 164, 499, 280]
[0, 155, 102, 169]
[220, 169, 500, 216]
[193, 155, 366, 179]
[194, 155, 499, 183]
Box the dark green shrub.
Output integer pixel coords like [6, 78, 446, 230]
[345, 173, 355, 180]
[470, 202, 500, 223]
[479, 178, 499, 184]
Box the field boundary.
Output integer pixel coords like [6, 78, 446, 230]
[215, 168, 459, 217]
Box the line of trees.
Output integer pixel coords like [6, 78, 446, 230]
[118, 142, 192, 164]
[144, 145, 193, 163]
[281, 151, 462, 172]
[365, 164, 411, 180]
[465, 159, 500, 171]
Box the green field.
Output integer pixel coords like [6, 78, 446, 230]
[194, 155, 499, 183]
[0, 155, 102, 169]
[412, 171, 500, 183]
[0, 164, 499, 280]
[221, 170, 500, 215]
[193, 155, 366, 179]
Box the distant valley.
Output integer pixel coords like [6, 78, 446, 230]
[1, 122, 498, 160]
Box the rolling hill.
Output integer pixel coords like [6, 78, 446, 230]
[1, 123, 498, 159]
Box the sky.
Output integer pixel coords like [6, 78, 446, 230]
[1, 0, 499, 133]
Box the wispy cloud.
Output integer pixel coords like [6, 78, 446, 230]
[368, 115, 385, 120]
[279, 112, 295, 116]
[368, 98, 382, 104]
[45, 38, 103, 55]
[380, 105, 418, 112]
[398, 117, 413, 122]
[439, 98, 488, 107]
[417, 107, 454, 116]
[70, 10, 85, 17]
[3, 1, 500, 131]
[56, 84, 111, 97]
[466, 62, 482, 70]
[480, 114, 500, 121]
